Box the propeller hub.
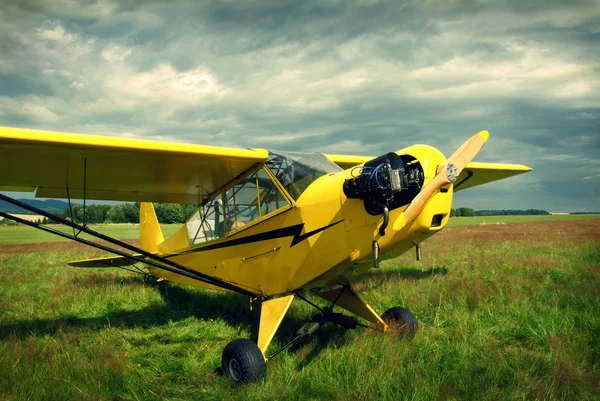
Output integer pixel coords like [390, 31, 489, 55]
[445, 163, 458, 183]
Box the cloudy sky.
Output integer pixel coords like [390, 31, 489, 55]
[1, 0, 598, 212]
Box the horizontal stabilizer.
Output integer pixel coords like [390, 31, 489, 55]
[68, 254, 142, 268]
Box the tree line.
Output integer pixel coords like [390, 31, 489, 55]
[0, 203, 200, 225]
[56, 203, 201, 224]
[450, 208, 549, 217]
[0, 204, 551, 226]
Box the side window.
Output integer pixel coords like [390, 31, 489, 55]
[257, 168, 288, 216]
[186, 197, 226, 244]
[186, 167, 289, 245]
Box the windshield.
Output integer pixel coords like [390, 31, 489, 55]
[265, 151, 342, 200]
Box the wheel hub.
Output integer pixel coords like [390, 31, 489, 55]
[228, 358, 242, 382]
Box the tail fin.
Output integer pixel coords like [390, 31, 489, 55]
[140, 202, 164, 253]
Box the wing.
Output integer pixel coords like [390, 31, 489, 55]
[324, 154, 372, 170]
[325, 153, 531, 190]
[453, 162, 531, 191]
[0, 126, 268, 203]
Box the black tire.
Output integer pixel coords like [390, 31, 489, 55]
[381, 306, 418, 336]
[222, 339, 266, 383]
[143, 274, 169, 300]
[143, 273, 157, 286]
[157, 279, 168, 299]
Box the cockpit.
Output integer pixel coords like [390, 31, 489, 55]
[265, 151, 342, 200]
[186, 152, 342, 245]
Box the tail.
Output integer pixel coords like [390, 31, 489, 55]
[140, 202, 164, 253]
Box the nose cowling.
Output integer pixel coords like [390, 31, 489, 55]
[393, 130, 489, 232]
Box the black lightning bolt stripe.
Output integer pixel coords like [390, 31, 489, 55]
[180, 220, 344, 255]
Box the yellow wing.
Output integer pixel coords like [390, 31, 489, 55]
[325, 154, 531, 190]
[453, 162, 531, 192]
[324, 154, 371, 170]
[0, 126, 268, 203]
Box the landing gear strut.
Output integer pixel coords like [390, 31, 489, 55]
[268, 306, 363, 359]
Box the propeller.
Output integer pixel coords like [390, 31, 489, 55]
[392, 130, 489, 231]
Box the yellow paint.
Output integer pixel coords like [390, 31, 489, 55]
[139, 202, 164, 253]
[0, 126, 267, 204]
[314, 285, 388, 330]
[454, 162, 532, 192]
[257, 295, 295, 356]
[323, 154, 372, 170]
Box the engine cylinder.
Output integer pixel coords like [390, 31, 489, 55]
[343, 152, 424, 215]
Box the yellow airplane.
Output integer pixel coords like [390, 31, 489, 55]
[0, 126, 530, 383]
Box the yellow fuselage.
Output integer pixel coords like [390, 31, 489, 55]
[151, 144, 452, 297]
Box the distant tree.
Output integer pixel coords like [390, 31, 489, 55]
[155, 203, 185, 224]
[452, 208, 552, 217]
[455, 207, 475, 217]
[182, 204, 200, 221]
[472, 209, 549, 216]
[60, 204, 83, 223]
[85, 204, 112, 223]
[0, 218, 18, 226]
[105, 205, 128, 223]
[121, 203, 140, 223]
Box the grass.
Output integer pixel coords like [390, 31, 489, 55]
[0, 216, 599, 400]
[447, 214, 600, 227]
[0, 224, 181, 245]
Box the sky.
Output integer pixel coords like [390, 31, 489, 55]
[0, 0, 598, 212]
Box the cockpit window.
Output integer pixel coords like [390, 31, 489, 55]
[265, 151, 342, 200]
[186, 166, 290, 245]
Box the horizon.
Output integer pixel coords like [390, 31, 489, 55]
[1, 197, 597, 216]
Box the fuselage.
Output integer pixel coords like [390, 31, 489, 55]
[150, 144, 453, 297]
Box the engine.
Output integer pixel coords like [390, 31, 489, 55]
[343, 152, 424, 216]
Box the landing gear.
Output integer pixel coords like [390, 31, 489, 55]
[381, 306, 418, 336]
[143, 274, 169, 299]
[157, 279, 168, 299]
[268, 307, 362, 359]
[220, 289, 418, 384]
[222, 339, 266, 383]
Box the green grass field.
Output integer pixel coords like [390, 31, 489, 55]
[0, 216, 598, 400]
[447, 214, 600, 227]
[0, 224, 181, 245]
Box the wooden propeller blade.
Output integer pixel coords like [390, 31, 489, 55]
[447, 130, 489, 174]
[393, 131, 489, 232]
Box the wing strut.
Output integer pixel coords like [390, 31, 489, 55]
[0, 193, 261, 298]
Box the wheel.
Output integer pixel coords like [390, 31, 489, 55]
[143, 273, 157, 286]
[381, 306, 418, 336]
[222, 338, 266, 383]
[143, 274, 169, 300]
[157, 279, 168, 299]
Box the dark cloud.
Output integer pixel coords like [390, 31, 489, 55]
[0, 74, 54, 97]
